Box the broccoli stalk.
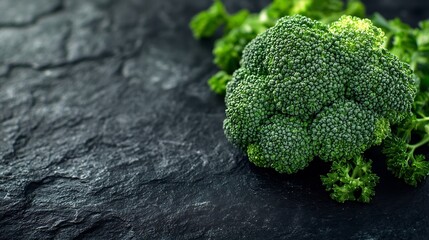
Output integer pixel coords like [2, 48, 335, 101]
[321, 156, 379, 203]
[383, 92, 429, 186]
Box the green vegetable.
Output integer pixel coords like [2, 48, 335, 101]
[208, 71, 231, 95]
[223, 15, 417, 202]
[372, 13, 429, 89]
[190, 0, 228, 39]
[191, 0, 429, 203]
[370, 13, 429, 187]
[321, 156, 379, 203]
[383, 91, 429, 186]
[190, 0, 366, 95]
[213, 13, 270, 74]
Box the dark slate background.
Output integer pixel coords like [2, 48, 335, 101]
[0, 0, 429, 239]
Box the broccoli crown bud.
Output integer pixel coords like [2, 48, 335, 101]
[224, 15, 417, 173]
[247, 116, 313, 173]
[311, 100, 390, 161]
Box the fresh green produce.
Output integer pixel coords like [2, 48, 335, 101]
[207, 71, 231, 96]
[321, 156, 379, 203]
[223, 15, 417, 202]
[190, 0, 429, 203]
[190, 0, 365, 95]
[383, 91, 429, 187]
[370, 14, 429, 188]
[190, 0, 230, 39]
[372, 14, 429, 89]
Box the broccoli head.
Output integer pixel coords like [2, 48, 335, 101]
[224, 15, 417, 174]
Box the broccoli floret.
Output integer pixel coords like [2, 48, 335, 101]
[247, 116, 313, 174]
[224, 15, 417, 202]
[213, 14, 270, 74]
[190, 0, 367, 95]
[224, 68, 273, 148]
[372, 13, 429, 89]
[311, 100, 390, 161]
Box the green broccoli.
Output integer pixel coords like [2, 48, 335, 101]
[213, 13, 271, 75]
[190, 0, 366, 95]
[223, 15, 417, 202]
[372, 13, 429, 89]
[369, 14, 429, 187]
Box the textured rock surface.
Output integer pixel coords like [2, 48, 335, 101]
[0, 0, 429, 239]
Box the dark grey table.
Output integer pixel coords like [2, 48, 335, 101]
[0, 0, 428, 239]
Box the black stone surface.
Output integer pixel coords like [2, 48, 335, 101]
[1, 0, 429, 239]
